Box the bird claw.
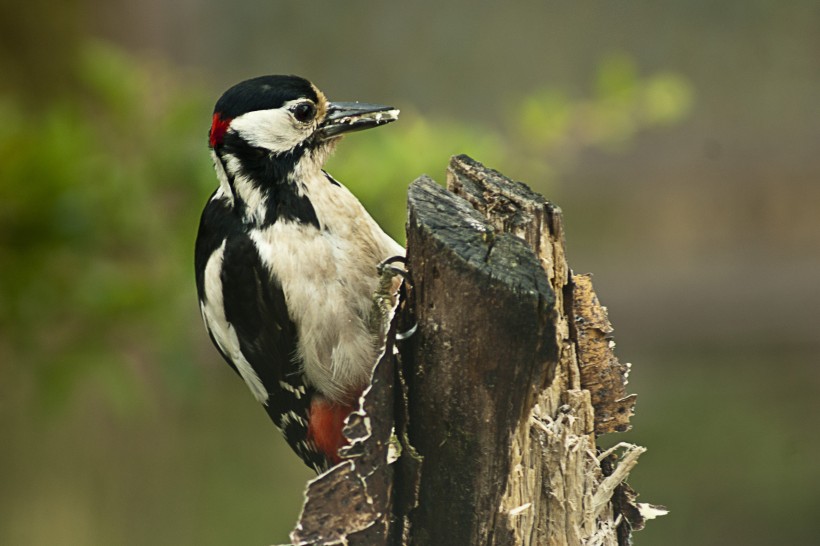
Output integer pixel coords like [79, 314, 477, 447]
[377, 255, 410, 283]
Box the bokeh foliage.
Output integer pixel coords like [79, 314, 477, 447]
[0, 42, 214, 414]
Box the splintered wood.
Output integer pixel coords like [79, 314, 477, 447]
[573, 274, 637, 435]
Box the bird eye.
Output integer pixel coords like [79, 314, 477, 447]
[293, 102, 316, 123]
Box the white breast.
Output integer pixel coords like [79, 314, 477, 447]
[250, 170, 404, 402]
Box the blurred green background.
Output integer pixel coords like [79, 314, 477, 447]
[2, 2, 818, 544]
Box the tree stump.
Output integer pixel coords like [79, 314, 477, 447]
[286, 155, 664, 545]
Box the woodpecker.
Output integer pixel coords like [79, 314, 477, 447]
[194, 75, 403, 472]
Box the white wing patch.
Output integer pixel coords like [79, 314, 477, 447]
[201, 239, 269, 404]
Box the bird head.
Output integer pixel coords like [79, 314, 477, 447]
[209, 75, 399, 173]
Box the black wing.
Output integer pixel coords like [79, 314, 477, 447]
[195, 194, 329, 472]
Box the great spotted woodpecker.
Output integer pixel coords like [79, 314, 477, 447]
[194, 75, 403, 472]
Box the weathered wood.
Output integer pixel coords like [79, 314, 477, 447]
[401, 176, 557, 545]
[448, 156, 637, 434]
[437, 155, 654, 545]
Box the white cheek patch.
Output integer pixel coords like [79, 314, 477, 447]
[229, 106, 311, 154]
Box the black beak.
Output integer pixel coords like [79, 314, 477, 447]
[317, 102, 400, 141]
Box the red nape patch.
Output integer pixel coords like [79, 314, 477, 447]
[209, 113, 231, 148]
[307, 397, 357, 466]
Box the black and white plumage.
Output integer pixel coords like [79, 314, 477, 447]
[194, 75, 403, 472]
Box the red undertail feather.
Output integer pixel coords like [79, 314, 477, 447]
[307, 396, 358, 466]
